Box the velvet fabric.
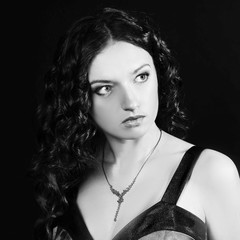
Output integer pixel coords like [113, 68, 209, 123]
[53, 146, 207, 240]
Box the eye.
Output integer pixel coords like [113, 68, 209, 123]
[93, 85, 113, 96]
[135, 72, 149, 83]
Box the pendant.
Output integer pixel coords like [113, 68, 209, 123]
[110, 185, 130, 222]
[114, 195, 124, 221]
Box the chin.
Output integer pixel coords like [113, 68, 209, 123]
[107, 127, 149, 140]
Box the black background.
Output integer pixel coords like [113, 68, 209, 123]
[5, 0, 240, 239]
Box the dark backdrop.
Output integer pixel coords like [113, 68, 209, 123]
[5, 0, 240, 239]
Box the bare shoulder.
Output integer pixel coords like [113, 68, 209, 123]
[193, 148, 240, 213]
[194, 148, 240, 187]
[161, 134, 240, 237]
[162, 131, 240, 189]
[193, 149, 240, 238]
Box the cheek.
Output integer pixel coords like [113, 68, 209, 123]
[145, 82, 159, 121]
[142, 78, 159, 110]
[150, 89, 159, 116]
[91, 98, 119, 127]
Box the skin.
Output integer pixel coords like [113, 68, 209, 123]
[76, 41, 240, 240]
[89, 41, 160, 169]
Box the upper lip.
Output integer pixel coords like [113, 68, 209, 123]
[122, 115, 145, 123]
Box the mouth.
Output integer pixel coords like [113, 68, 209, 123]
[122, 115, 145, 123]
[122, 115, 145, 127]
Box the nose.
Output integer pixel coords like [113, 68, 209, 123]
[121, 86, 140, 112]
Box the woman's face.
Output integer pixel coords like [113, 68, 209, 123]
[88, 41, 159, 140]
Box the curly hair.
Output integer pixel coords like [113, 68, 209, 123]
[32, 7, 188, 239]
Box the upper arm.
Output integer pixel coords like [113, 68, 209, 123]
[197, 149, 240, 240]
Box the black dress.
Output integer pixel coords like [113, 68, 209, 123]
[54, 146, 207, 240]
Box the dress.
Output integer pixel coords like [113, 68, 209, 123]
[53, 146, 207, 240]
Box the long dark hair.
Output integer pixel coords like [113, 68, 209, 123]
[32, 7, 188, 239]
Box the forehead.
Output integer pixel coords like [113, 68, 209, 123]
[88, 41, 154, 81]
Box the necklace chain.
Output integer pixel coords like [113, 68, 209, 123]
[102, 130, 162, 222]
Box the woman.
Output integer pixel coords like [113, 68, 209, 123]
[32, 7, 240, 240]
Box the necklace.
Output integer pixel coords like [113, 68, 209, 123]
[101, 130, 162, 222]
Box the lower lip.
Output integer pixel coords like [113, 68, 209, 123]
[122, 117, 144, 128]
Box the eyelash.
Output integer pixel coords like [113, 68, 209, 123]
[135, 72, 149, 83]
[94, 85, 113, 96]
[93, 72, 150, 96]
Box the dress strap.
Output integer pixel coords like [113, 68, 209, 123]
[161, 146, 204, 205]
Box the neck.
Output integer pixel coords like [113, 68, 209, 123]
[103, 123, 161, 169]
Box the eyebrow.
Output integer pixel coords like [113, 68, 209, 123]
[132, 63, 151, 74]
[90, 80, 113, 85]
[90, 63, 151, 85]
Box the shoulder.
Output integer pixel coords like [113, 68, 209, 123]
[194, 148, 239, 187]
[162, 132, 240, 189]
[195, 149, 240, 234]
[162, 133, 240, 236]
[193, 148, 240, 212]
[191, 150, 240, 237]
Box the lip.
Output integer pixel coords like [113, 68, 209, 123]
[122, 115, 145, 123]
